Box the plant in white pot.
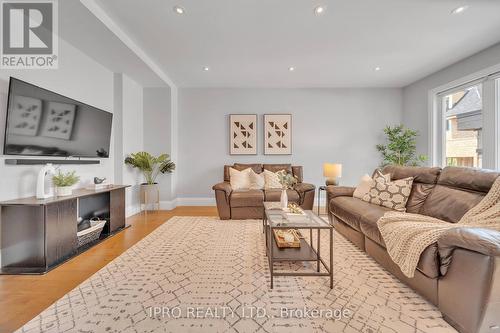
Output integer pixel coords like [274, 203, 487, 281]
[276, 170, 298, 209]
[52, 170, 80, 197]
[124, 152, 175, 210]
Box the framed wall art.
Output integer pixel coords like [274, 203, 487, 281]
[229, 114, 257, 155]
[264, 114, 292, 155]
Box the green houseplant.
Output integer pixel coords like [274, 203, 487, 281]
[124, 152, 176, 209]
[52, 170, 80, 197]
[376, 125, 428, 166]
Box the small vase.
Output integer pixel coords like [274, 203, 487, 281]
[55, 186, 72, 197]
[280, 189, 288, 210]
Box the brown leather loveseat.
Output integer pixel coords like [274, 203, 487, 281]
[213, 163, 315, 219]
[327, 165, 500, 333]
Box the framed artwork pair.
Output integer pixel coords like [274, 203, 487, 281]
[229, 114, 292, 155]
[9, 95, 76, 140]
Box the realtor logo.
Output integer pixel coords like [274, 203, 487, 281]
[1, 0, 58, 69]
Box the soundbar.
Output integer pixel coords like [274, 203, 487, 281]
[5, 159, 100, 165]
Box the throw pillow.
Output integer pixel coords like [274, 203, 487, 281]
[353, 172, 391, 199]
[353, 174, 374, 199]
[229, 167, 251, 190]
[362, 176, 413, 211]
[249, 169, 265, 190]
[373, 169, 391, 182]
[263, 169, 283, 189]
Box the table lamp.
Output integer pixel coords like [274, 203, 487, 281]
[323, 163, 342, 186]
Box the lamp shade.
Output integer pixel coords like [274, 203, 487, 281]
[323, 163, 342, 178]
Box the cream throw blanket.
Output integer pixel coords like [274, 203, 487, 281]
[377, 176, 500, 278]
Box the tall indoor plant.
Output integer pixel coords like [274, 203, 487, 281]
[376, 125, 428, 166]
[124, 152, 175, 209]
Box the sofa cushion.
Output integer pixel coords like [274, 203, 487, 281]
[224, 164, 263, 182]
[437, 166, 499, 193]
[291, 166, 303, 183]
[358, 204, 391, 246]
[263, 164, 292, 173]
[420, 167, 499, 222]
[264, 189, 300, 203]
[381, 165, 441, 185]
[230, 189, 264, 207]
[420, 185, 485, 223]
[381, 165, 441, 214]
[405, 183, 436, 214]
[330, 196, 384, 231]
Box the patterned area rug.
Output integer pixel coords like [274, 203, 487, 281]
[18, 217, 456, 333]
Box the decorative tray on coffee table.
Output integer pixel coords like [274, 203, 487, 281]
[273, 229, 303, 248]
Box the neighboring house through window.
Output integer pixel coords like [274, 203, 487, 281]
[444, 86, 482, 168]
[430, 67, 500, 170]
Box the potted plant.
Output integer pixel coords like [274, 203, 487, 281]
[52, 170, 80, 197]
[124, 152, 175, 209]
[376, 125, 428, 166]
[276, 170, 298, 209]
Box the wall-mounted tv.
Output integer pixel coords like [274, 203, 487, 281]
[3, 77, 113, 158]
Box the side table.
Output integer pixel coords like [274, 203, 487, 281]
[317, 185, 327, 215]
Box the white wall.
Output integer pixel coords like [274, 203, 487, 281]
[121, 75, 144, 215]
[177, 88, 403, 200]
[0, 38, 114, 201]
[403, 42, 500, 160]
[143, 87, 173, 201]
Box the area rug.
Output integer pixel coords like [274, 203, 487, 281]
[18, 216, 456, 333]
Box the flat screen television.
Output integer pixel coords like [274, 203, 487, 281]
[3, 77, 112, 158]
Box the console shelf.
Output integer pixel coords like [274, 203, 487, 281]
[0, 185, 129, 275]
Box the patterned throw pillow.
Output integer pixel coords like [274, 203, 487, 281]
[263, 169, 284, 189]
[362, 176, 413, 211]
[353, 171, 390, 199]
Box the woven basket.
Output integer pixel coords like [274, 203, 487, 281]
[77, 219, 106, 247]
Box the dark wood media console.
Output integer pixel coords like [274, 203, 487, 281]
[0, 185, 129, 274]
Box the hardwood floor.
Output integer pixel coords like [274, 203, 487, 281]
[0, 206, 218, 333]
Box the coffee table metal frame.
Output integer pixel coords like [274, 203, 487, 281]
[263, 202, 333, 289]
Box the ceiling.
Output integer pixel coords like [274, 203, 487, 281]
[88, 0, 500, 88]
[59, 1, 167, 87]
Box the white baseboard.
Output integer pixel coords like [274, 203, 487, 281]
[128, 197, 323, 214]
[126, 204, 141, 217]
[175, 197, 216, 206]
[159, 199, 177, 210]
[126, 197, 216, 214]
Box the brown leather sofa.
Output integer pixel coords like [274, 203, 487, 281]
[327, 165, 500, 333]
[213, 163, 315, 219]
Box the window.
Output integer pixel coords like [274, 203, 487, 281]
[497, 78, 500, 168]
[432, 69, 500, 170]
[442, 85, 483, 168]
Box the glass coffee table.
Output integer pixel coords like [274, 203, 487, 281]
[263, 202, 333, 289]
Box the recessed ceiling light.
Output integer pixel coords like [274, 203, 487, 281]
[288, 66, 295, 72]
[451, 5, 468, 14]
[173, 6, 185, 14]
[203, 66, 210, 71]
[314, 6, 325, 15]
[375, 67, 381, 71]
